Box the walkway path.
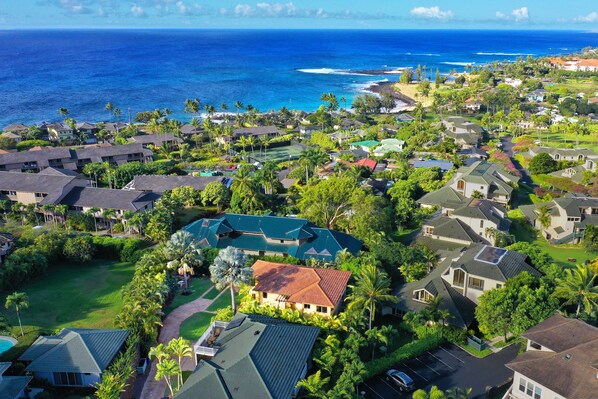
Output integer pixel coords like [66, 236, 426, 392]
[138, 286, 227, 399]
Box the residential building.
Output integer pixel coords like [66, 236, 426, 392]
[372, 138, 405, 156]
[464, 98, 483, 112]
[386, 245, 539, 328]
[440, 116, 484, 148]
[1, 132, 22, 143]
[550, 57, 598, 72]
[75, 122, 98, 144]
[520, 194, 598, 244]
[2, 123, 29, 138]
[528, 147, 598, 172]
[180, 124, 203, 137]
[123, 174, 232, 194]
[526, 89, 548, 103]
[298, 124, 318, 137]
[250, 260, 351, 317]
[0, 362, 31, 399]
[409, 159, 454, 172]
[73, 143, 153, 169]
[128, 133, 182, 148]
[449, 161, 520, 204]
[504, 313, 598, 399]
[0, 232, 15, 263]
[221, 126, 282, 144]
[184, 213, 362, 261]
[460, 147, 489, 161]
[418, 186, 470, 211]
[0, 171, 89, 206]
[46, 123, 75, 141]
[180, 313, 319, 399]
[350, 140, 379, 153]
[19, 328, 129, 387]
[396, 113, 415, 123]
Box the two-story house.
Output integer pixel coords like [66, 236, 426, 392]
[128, 133, 182, 149]
[386, 245, 540, 328]
[450, 161, 520, 205]
[372, 138, 406, 157]
[0, 170, 89, 206]
[73, 143, 153, 169]
[520, 194, 598, 244]
[46, 123, 75, 141]
[181, 313, 319, 399]
[75, 122, 98, 144]
[184, 213, 362, 262]
[528, 147, 598, 172]
[250, 260, 351, 317]
[504, 313, 598, 399]
[217, 125, 283, 144]
[440, 116, 484, 148]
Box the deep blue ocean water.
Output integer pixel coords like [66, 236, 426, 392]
[1, 29, 597, 126]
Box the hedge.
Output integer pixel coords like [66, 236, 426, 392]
[91, 236, 149, 262]
[363, 334, 444, 379]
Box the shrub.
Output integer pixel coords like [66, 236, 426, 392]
[92, 236, 125, 259]
[120, 239, 147, 263]
[1, 247, 48, 289]
[112, 223, 124, 233]
[63, 236, 95, 263]
[529, 153, 558, 175]
[442, 326, 467, 345]
[16, 139, 53, 151]
[34, 230, 68, 261]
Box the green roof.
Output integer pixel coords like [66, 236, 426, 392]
[176, 314, 320, 399]
[351, 140, 379, 148]
[20, 328, 129, 374]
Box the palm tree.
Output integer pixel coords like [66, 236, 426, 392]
[164, 231, 203, 294]
[296, 370, 330, 399]
[105, 102, 114, 121]
[5, 292, 28, 336]
[554, 264, 598, 318]
[55, 204, 69, 227]
[346, 264, 397, 331]
[166, 337, 193, 389]
[102, 208, 116, 232]
[209, 247, 251, 314]
[87, 207, 100, 232]
[58, 107, 69, 119]
[155, 358, 180, 398]
[40, 203, 55, 225]
[537, 205, 552, 229]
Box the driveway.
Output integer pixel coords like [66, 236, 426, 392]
[360, 343, 518, 399]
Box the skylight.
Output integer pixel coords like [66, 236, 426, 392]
[474, 245, 507, 265]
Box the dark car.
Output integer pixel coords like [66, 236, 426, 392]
[386, 369, 415, 391]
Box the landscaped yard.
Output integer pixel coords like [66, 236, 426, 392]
[179, 312, 214, 341]
[2, 260, 135, 331]
[164, 277, 214, 314]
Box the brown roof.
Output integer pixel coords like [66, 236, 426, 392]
[507, 314, 598, 399]
[251, 260, 351, 308]
[521, 313, 598, 352]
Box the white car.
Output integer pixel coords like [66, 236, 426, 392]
[386, 369, 415, 391]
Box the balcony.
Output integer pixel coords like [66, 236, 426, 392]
[193, 321, 229, 363]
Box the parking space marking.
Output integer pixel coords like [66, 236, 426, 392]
[440, 346, 466, 363]
[362, 382, 386, 399]
[403, 363, 429, 382]
[377, 376, 403, 395]
[427, 351, 455, 370]
[415, 357, 441, 375]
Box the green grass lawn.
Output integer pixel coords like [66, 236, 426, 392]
[2, 260, 135, 331]
[203, 286, 223, 300]
[164, 278, 214, 314]
[176, 206, 218, 228]
[460, 343, 493, 358]
[206, 289, 235, 312]
[179, 312, 214, 341]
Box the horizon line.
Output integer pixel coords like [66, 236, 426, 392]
[0, 27, 594, 32]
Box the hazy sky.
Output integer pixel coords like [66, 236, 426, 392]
[2, 1, 598, 29]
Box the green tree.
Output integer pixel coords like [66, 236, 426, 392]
[166, 337, 193, 389]
[164, 231, 203, 293]
[209, 247, 251, 314]
[296, 370, 330, 399]
[529, 153, 558, 175]
[346, 264, 397, 331]
[537, 205, 552, 229]
[554, 263, 598, 318]
[298, 176, 358, 229]
[201, 181, 231, 211]
[475, 287, 515, 341]
[582, 225, 598, 252]
[5, 292, 28, 336]
[400, 68, 414, 84]
[413, 386, 448, 399]
[155, 358, 180, 398]
[63, 236, 95, 263]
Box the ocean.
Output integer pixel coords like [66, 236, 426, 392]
[0, 29, 597, 126]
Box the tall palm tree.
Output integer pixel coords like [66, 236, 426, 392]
[209, 247, 251, 314]
[102, 208, 116, 232]
[58, 107, 69, 119]
[346, 265, 397, 331]
[87, 207, 100, 232]
[55, 204, 69, 227]
[5, 292, 28, 336]
[166, 337, 193, 389]
[554, 264, 598, 318]
[105, 102, 114, 122]
[164, 231, 203, 294]
[40, 203, 55, 225]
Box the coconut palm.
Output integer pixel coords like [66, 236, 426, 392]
[554, 263, 598, 318]
[209, 247, 251, 314]
[155, 358, 180, 398]
[166, 337, 193, 388]
[86, 207, 100, 232]
[102, 208, 116, 232]
[58, 107, 69, 118]
[55, 204, 69, 227]
[5, 292, 28, 336]
[105, 102, 114, 121]
[346, 264, 397, 331]
[40, 203, 56, 225]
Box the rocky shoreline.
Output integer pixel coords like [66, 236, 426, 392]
[366, 81, 417, 106]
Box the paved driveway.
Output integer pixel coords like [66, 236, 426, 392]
[360, 343, 518, 399]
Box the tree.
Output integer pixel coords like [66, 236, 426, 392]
[166, 337, 193, 389]
[0, 136, 16, 150]
[63, 236, 95, 263]
[529, 153, 558, 175]
[413, 386, 448, 399]
[201, 181, 231, 211]
[582, 225, 598, 252]
[155, 358, 180, 398]
[164, 231, 203, 293]
[554, 264, 598, 318]
[475, 287, 515, 341]
[298, 176, 358, 229]
[5, 292, 28, 336]
[346, 264, 397, 331]
[296, 370, 330, 399]
[58, 107, 69, 118]
[537, 205, 552, 229]
[400, 69, 414, 84]
[209, 247, 251, 314]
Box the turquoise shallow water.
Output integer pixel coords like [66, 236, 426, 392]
[0, 29, 597, 126]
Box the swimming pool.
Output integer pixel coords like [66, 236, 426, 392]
[0, 336, 16, 354]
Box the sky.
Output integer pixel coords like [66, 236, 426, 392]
[1, 1, 598, 29]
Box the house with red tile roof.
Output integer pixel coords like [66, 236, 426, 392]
[250, 260, 352, 317]
[354, 157, 377, 171]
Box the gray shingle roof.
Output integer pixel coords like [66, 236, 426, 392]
[425, 216, 487, 243]
[0, 171, 87, 204]
[417, 186, 469, 209]
[452, 199, 510, 232]
[233, 126, 282, 138]
[74, 143, 151, 162]
[175, 313, 319, 399]
[20, 328, 129, 374]
[129, 133, 182, 146]
[60, 186, 159, 211]
[126, 175, 226, 193]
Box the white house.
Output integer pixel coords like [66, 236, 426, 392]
[450, 161, 520, 205]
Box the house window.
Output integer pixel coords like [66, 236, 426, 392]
[304, 304, 311, 309]
[262, 292, 268, 299]
[35, 193, 47, 198]
[413, 290, 434, 303]
[457, 180, 465, 190]
[521, 379, 542, 399]
[316, 306, 327, 313]
[424, 226, 434, 235]
[468, 277, 484, 291]
[479, 220, 484, 228]
[53, 372, 83, 386]
[453, 269, 465, 288]
[496, 284, 502, 289]
[8, 191, 16, 196]
[530, 342, 542, 350]
[518, 378, 527, 393]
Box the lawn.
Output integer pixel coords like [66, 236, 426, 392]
[179, 312, 214, 341]
[206, 289, 235, 312]
[2, 260, 135, 331]
[164, 278, 214, 314]
[176, 205, 217, 228]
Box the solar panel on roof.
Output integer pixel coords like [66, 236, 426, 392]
[225, 316, 246, 330]
[474, 246, 507, 265]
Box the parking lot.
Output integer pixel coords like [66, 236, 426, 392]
[360, 343, 518, 399]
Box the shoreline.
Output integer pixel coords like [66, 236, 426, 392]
[366, 81, 417, 107]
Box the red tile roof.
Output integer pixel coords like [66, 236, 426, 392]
[354, 158, 377, 171]
[579, 59, 598, 67]
[251, 260, 352, 308]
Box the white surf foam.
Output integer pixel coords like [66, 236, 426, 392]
[442, 62, 475, 66]
[297, 68, 371, 76]
[476, 52, 535, 56]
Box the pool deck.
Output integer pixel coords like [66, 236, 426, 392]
[0, 336, 17, 345]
